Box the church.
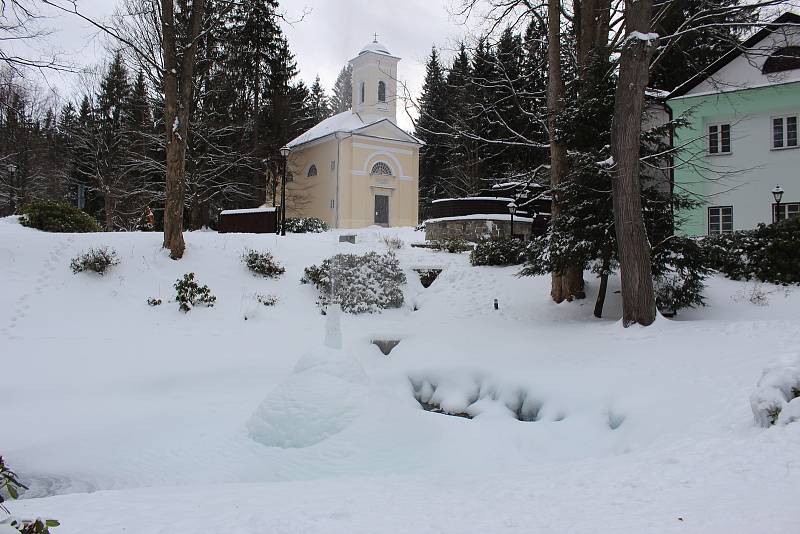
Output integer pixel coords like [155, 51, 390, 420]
[281, 39, 421, 228]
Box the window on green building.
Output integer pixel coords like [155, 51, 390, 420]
[708, 206, 733, 234]
[772, 115, 798, 149]
[708, 124, 731, 154]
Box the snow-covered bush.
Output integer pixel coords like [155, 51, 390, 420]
[1, 456, 25, 508]
[750, 356, 800, 427]
[284, 217, 328, 233]
[430, 237, 472, 253]
[20, 201, 101, 233]
[1, 517, 61, 533]
[381, 235, 404, 250]
[301, 251, 406, 313]
[242, 249, 285, 278]
[470, 237, 527, 266]
[147, 298, 162, 306]
[651, 236, 709, 312]
[1, 456, 59, 533]
[174, 273, 216, 313]
[700, 217, 800, 285]
[256, 294, 278, 306]
[69, 247, 120, 276]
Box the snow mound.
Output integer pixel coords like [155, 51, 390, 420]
[749, 355, 800, 427]
[247, 347, 369, 448]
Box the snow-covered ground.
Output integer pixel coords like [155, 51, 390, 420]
[1, 215, 799, 533]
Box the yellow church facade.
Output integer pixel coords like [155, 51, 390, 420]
[281, 40, 421, 228]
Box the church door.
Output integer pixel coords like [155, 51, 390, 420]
[374, 195, 389, 226]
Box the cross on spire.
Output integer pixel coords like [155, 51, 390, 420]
[373, 32, 379, 43]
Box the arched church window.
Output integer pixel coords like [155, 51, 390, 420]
[378, 81, 386, 102]
[360, 81, 365, 103]
[307, 164, 318, 177]
[370, 162, 392, 176]
[762, 47, 800, 74]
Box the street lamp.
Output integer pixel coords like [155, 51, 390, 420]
[507, 201, 517, 238]
[279, 145, 290, 236]
[772, 184, 784, 223]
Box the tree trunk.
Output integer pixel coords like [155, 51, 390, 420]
[547, 0, 584, 303]
[103, 189, 114, 231]
[593, 240, 613, 318]
[610, 0, 657, 327]
[161, 0, 205, 260]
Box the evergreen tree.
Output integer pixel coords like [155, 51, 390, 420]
[415, 48, 449, 216]
[650, 0, 753, 91]
[307, 75, 332, 124]
[330, 64, 353, 113]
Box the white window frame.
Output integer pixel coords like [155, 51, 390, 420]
[773, 202, 800, 222]
[708, 206, 733, 234]
[771, 114, 799, 150]
[707, 123, 732, 155]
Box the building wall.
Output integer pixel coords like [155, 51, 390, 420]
[340, 134, 419, 228]
[281, 133, 419, 229]
[350, 52, 398, 122]
[284, 138, 339, 227]
[668, 81, 800, 235]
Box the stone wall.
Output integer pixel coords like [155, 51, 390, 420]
[425, 218, 531, 242]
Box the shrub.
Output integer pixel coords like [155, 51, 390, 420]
[174, 273, 216, 312]
[256, 294, 278, 306]
[651, 236, 710, 312]
[430, 237, 472, 253]
[1, 456, 59, 532]
[20, 201, 101, 233]
[470, 237, 527, 266]
[284, 217, 328, 233]
[242, 249, 285, 278]
[1, 456, 26, 508]
[381, 235, 404, 250]
[70, 247, 120, 275]
[3, 517, 61, 533]
[301, 251, 406, 313]
[147, 298, 162, 306]
[699, 217, 800, 285]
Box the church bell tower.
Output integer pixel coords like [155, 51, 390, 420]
[349, 37, 400, 122]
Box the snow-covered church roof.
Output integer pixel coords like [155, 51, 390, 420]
[286, 111, 421, 148]
[359, 40, 391, 56]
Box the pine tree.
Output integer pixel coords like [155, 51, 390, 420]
[307, 76, 332, 124]
[330, 64, 353, 113]
[415, 48, 449, 216]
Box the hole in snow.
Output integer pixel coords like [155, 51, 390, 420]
[608, 413, 625, 430]
[372, 339, 401, 356]
[413, 268, 443, 288]
[410, 377, 543, 422]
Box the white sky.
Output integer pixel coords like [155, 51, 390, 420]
[14, 0, 471, 132]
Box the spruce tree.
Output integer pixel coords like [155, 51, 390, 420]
[330, 65, 353, 114]
[307, 76, 332, 124]
[415, 48, 449, 216]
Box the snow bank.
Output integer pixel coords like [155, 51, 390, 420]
[247, 347, 369, 448]
[750, 355, 800, 427]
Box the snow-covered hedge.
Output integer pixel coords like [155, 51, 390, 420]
[284, 217, 328, 233]
[20, 200, 101, 233]
[301, 251, 406, 314]
[700, 217, 800, 285]
[750, 356, 800, 427]
[470, 237, 527, 266]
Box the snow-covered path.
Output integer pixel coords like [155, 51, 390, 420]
[2, 217, 799, 533]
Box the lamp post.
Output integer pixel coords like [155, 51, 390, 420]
[772, 184, 784, 223]
[279, 145, 290, 235]
[507, 201, 517, 238]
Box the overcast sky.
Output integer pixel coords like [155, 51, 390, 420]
[19, 0, 474, 132]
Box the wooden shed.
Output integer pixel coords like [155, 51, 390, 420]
[218, 207, 278, 234]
